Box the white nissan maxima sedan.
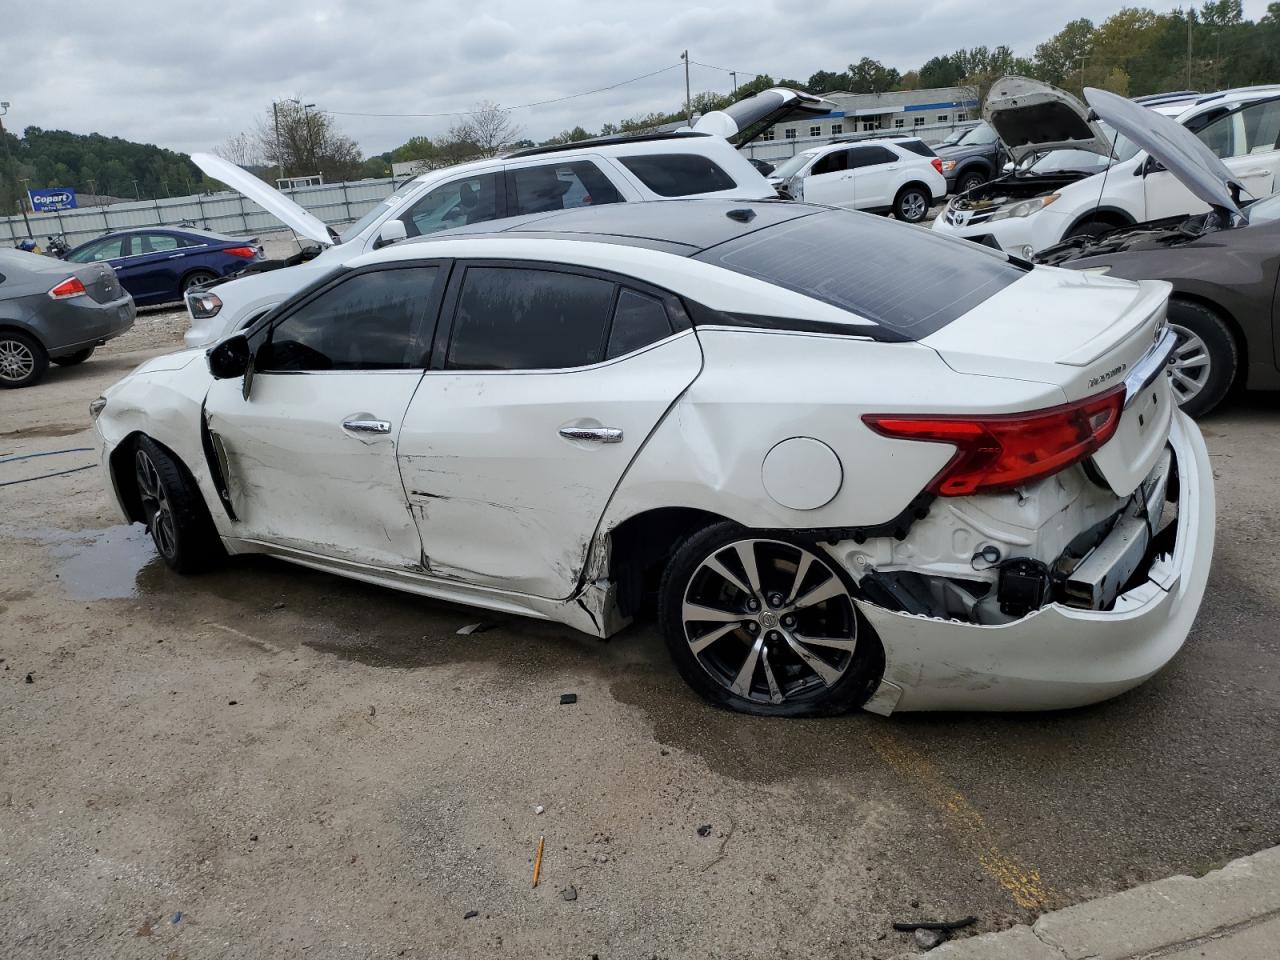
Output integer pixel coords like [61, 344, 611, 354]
[92, 199, 1214, 717]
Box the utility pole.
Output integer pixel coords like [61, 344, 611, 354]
[272, 100, 285, 180]
[0, 101, 8, 136]
[1186, 15, 1193, 89]
[682, 50, 692, 124]
[17, 177, 32, 239]
[130, 179, 140, 200]
[730, 71, 738, 94]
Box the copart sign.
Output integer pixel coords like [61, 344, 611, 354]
[29, 188, 77, 212]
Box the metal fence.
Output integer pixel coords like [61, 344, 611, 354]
[742, 119, 974, 164]
[0, 177, 406, 247]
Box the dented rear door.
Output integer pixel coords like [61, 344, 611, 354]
[397, 262, 703, 600]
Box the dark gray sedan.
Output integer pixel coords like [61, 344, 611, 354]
[0, 250, 135, 388]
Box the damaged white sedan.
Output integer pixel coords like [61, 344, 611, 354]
[93, 199, 1214, 716]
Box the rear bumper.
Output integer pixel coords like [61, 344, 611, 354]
[862, 409, 1214, 713]
[46, 295, 135, 356]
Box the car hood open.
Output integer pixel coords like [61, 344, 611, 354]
[1083, 86, 1246, 223]
[191, 153, 336, 247]
[983, 77, 1113, 164]
[692, 87, 836, 147]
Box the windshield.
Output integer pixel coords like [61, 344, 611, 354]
[337, 178, 421, 244]
[1024, 122, 1141, 174]
[772, 151, 818, 179]
[957, 123, 997, 146]
[939, 128, 968, 146]
[1250, 191, 1280, 224]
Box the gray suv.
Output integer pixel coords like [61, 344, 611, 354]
[933, 122, 1008, 195]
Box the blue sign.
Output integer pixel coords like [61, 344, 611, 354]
[29, 188, 78, 212]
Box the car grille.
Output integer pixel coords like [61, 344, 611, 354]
[944, 205, 997, 227]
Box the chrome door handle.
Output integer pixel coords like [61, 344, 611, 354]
[559, 426, 623, 443]
[167, 253, 184, 259]
[343, 418, 391, 434]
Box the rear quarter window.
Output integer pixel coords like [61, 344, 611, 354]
[897, 140, 937, 158]
[695, 210, 1026, 340]
[619, 154, 737, 196]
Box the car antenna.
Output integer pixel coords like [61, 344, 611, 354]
[1085, 106, 1118, 241]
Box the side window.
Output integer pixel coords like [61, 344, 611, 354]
[259, 267, 439, 372]
[446, 267, 615, 371]
[68, 237, 126, 263]
[607, 289, 672, 359]
[897, 140, 935, 158]
[618, 154, 737, 197]
[510, 161, 623, 215]
[810, 150, 849, 175]
[847, 146, 898, 168]
[399, 173, 500, 237]
[139, 234, 180, 254]
[1194, 109, 1242, 159]
[1240, 99, 1280, 155]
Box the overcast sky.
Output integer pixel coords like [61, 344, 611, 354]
[3, 0, 1272, 157]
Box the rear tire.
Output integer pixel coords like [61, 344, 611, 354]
[893, 184, 932, 223]
[181, 270, 217, 294]
[133, 436, 224, 574]
[1165, 300, 1237, 418]
[52, 347, 95, 366]
[0, 330, 49, 389]
[658, 522, 881, 717]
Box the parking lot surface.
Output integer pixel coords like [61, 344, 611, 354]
[1, 313, 1277, 959]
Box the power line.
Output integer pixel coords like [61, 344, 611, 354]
[322, 63, 684, 119]
[688, 58, 768, 80]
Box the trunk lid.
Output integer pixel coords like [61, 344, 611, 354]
[983, 76, 1113, 164]
[74, 262, 125, 304]
[693, 88, 836, 148]
[191, 153, 335, 247]
[922, 268, 1174, 496]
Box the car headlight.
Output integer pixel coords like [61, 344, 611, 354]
[89, 397, 107, 420]
[186, 290, 223, 320]
[988, 193, 1059, 222]
[940, 159, 957, 173]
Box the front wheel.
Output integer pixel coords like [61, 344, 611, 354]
[1165, 301, 1237, 418]
[658, 523, 881, 717]
[957, 170, 986, 195]
[893, 185, 932, 223]
[133, 437, 223, 573]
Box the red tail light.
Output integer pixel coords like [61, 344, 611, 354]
[862, 387, 1126, 497]
[223, 246, 257, 259]
[930, 157, 944, 175]
[48, 276, 87, 300]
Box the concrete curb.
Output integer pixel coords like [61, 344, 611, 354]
[901, 846, 1280, 959]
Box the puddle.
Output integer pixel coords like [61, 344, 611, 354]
[4, 523, 159, 600]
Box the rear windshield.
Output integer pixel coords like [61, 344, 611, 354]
[897, 139, 936, 158]
[619, 154, 737, 196]
[696, 210, 1026, 340]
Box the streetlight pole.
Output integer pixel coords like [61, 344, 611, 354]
[17, 177, 32, 239]
[272, 99, 285, 181]
[130, 179, 140, 200]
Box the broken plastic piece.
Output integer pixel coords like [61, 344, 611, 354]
[559, 693, 577, 705]
[457, 622, 494, 636]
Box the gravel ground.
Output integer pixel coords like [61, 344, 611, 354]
[1, 314, 1277, 960]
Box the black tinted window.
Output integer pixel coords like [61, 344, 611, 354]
[447, 267, 616, 370]
[261, 267, 438, 371]
[608, 289, 672, 358]
[848, 146, 898, 168]
[400, 173, 500, 237]
[511, 161, 623, 214]
[619, 154, 736, 196]
[810, 150, 849, 175]
[897, 140, 936, 158]
[695, 210, 1024, 340]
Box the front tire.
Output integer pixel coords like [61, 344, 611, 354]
[0, 330, 49, 388]
[893, 184, 932, 223]
[133, 437, 223, 573]
[658, 522, 881, 717]
[52, 346, 95, 366]
[957, 170, 986, 195]
[1165, 300, 1237, 418]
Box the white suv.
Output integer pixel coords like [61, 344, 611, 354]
[766, 137, 947, 222]
[185, 88, 834, 347]
[932, 78, 1280, 257]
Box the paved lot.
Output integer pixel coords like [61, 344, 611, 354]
[1, 312, 1277, 960]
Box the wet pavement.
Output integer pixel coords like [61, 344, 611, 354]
[1, 335, 1278, 959]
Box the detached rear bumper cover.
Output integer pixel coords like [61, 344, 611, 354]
[862, 409, 1213, 713]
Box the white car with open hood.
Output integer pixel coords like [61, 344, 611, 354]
[94, 199, 1214, 717]
[182, 88, 833, 348]
[932, 77, 1280, 257]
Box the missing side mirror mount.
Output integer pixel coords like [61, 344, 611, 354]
[207, 335, 251, 381]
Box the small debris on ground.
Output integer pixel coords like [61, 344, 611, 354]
[25, 672, 34, 684]
[172, 912, 182, 924]
[535, 805, 544, 815]
[892, 916, 977, 933]
[228, 700, 238, 706]
[463, 910, 479, 920]
[456, 622, 494, 636]
[272, 601, 285, 610]
[561, 885, 577, 902]
[249, 834, 258, 842]
[696, 824, 712, 837]
[559, 693, 577, 705]
[913, 928, 946, 950]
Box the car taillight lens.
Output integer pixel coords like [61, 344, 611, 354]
[224, 246, 257, 258]
[862, 387, 1126, 497]
[48, 276, 87, 299]
[931, 158, 943, 175]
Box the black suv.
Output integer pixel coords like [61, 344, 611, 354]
[933, 123, 1007, 196]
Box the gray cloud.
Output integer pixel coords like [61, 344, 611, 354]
[2, 0, 1271, 157]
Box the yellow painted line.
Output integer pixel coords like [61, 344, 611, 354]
[870, 731, 1056, 910]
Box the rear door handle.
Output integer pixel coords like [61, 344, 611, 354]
[343, 418, 392, 434]
[167, 253, 184, 259]
[559, 426, 623, 443]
